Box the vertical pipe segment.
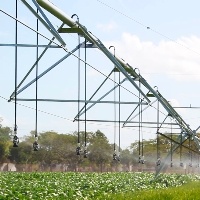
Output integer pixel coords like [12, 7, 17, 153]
[33, 8, 39, 151]
[84, 39, 87, 158]
[13, 0, 19, 148]
[71, 14, 81, 156]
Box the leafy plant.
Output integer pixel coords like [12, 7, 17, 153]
[0, 172, 199, 199]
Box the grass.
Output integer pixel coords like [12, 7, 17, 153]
[108, 181, 200, 200]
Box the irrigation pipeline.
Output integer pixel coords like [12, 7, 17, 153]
[1, 9, 171, 122]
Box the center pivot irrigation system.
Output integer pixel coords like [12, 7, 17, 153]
[2, 0, 200, 177]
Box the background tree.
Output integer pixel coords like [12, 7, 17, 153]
[120, 148, 133, 171]
[88, 130, 112, 172]
[0, 122, 12, 162]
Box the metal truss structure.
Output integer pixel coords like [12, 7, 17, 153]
[1, 0, 200, 177]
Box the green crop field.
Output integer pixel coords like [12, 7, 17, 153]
[0, 172, 200, 199]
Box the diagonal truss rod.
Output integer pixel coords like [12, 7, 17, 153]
[9, 23, 65, 100]
[20, 0, 65, 46]
[157, 115, 170, 132]
[123, 99, 158, 127]
[73, 68, 115, 120]
[10, 41, 85, 98]
[159, 132, 200, 154]
[75, 78, 127, 119]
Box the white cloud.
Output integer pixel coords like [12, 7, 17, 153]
[96, 21, 118, 32]
[105, 33, 200, 81]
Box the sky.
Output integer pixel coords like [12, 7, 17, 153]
[1, 0, 200, 149]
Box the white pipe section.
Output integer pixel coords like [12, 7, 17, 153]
[36, 0, 77, 28]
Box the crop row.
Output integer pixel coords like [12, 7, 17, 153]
[0, 172, 200, 199]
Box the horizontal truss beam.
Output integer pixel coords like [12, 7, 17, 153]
[123, 125, 181, 129]
[76, 119, 179, 125]
[174, 106, 200, 109]
[15, 98, 147, 105]
[0, 44, 60, 48]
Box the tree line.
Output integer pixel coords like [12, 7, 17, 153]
[0, 119, 199, 172]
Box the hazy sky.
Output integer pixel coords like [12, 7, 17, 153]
[1, 0, 200, 148]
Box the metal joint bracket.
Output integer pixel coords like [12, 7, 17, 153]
[58, 28, 83, 35]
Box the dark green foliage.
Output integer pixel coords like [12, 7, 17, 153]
[0, 122, 12, 162]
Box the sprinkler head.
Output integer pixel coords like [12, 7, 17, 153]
[13, 135, 19, 147]
[33, 141, 39, 151]
[113, 152, 117, 161]
[138, 155, 141, 163]
[83, 149, 87, 158]
[76, 146, 81, 155]
[156, 158, 161, 166]
[141, 159, 145, 164]
[141, 156, 145, 164]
